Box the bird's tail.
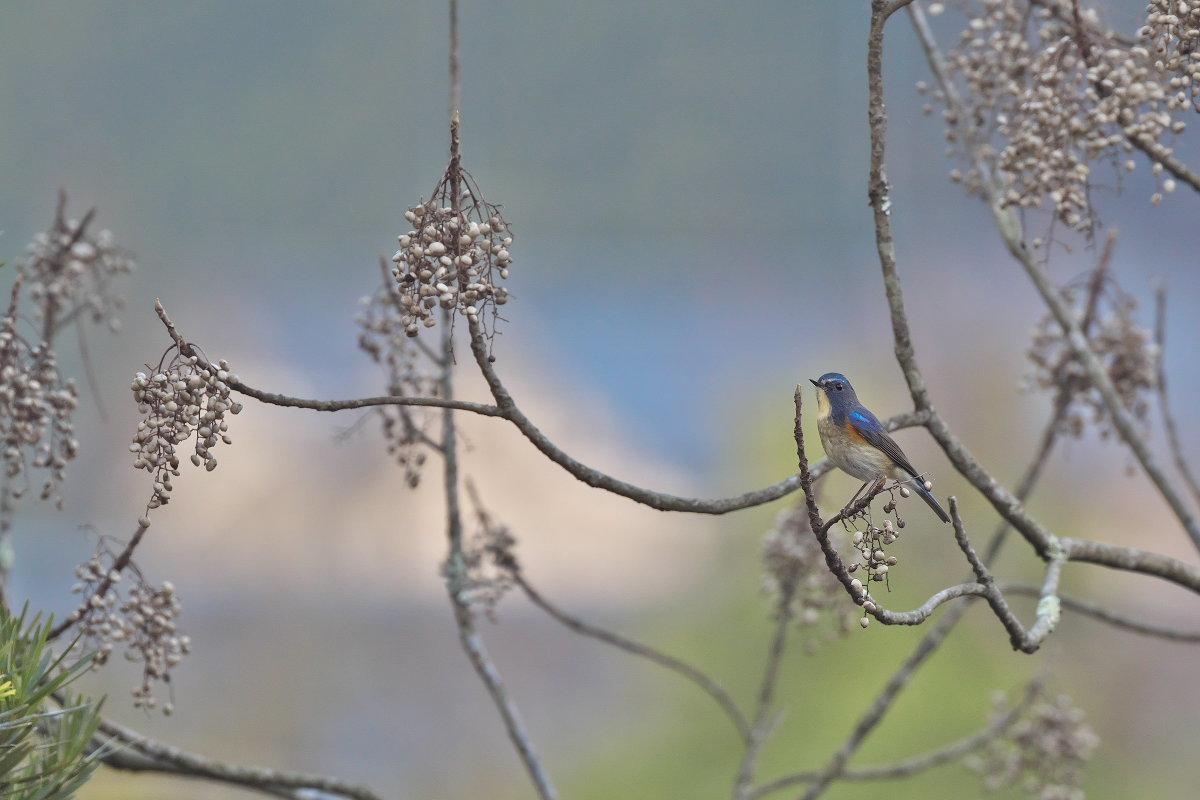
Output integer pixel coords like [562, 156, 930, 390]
[909, 477, 950, 524]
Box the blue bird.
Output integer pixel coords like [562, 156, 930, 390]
[810, 373, 950, 523]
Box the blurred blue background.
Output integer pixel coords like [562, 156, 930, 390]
[2, 1, 1198, 798]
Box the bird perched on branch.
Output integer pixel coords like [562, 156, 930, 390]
[810, 372, 949, 523]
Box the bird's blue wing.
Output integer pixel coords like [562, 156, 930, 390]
[846, 409, 920, 479]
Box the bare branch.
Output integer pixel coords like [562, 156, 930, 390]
[732, 594, 795, 799]
[97, 717, 382, 800]
[464, 316, 928, 514]
[949, 498, 1060, 653]
[867, 0, 935, 411]
[1057, 536, 1200, 592]
[448, 0, 460, 117]
[157, 300, 935, 517]
[1001, 584, 1200, 643]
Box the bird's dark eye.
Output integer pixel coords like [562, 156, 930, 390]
[834, 382, 843, 391]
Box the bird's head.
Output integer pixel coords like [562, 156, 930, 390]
[810, 372, 858, 414]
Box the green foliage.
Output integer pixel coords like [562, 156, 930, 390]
[0, 606, 105, 800]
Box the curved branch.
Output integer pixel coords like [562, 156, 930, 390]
[465, 316, 806, 513]
[514, 573, 752, 745]
[464, 315, 928, 514]
[868, 582, 990, 625]
[156, 300, 931, 517]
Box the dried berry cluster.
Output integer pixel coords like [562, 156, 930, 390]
[1026, 272, 1157, 439]
[1142, 0, 1200, 113]
[390, 168, 512, 339]
[846, 516, 902, 587]
[69, 547, 190, 714]
[833, 481, 927, 627]
[968, 691, 1099, 799]
[19, 204, 134, 332]
[934, 0, 1192, 231]
[1, 203, 132, 530]
[457, 502, 518, 621]
[130, 354, 242, 508]
[357, 282, 441, 487]
[0, 315, 78, 526]
[762, 505, 850, 648]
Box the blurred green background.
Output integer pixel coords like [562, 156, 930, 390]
[2, 1, 1198, 798]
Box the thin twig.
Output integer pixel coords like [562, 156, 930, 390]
[464, 314, 930, 513]
[732, 593, 795, 799]
[514, 573, 752, 746]
[1154, 286, 1200, 509]
[1000, 583, 1200, 642]
[438, 111, 556, 799]
[795, 608, 966, 800]
[448, 0, 461, 117]
[841, 680, 1038, 779]
[48, 518, 150, 641]
[747, 679, 1039, 796]
[228, 380, 504, 417]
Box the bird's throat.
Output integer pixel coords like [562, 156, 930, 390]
[815, 388, 831, 420]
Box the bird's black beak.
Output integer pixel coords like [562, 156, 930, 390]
[809, 378, 821, 388]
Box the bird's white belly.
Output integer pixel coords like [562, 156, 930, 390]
[817, 415, 892, 482]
